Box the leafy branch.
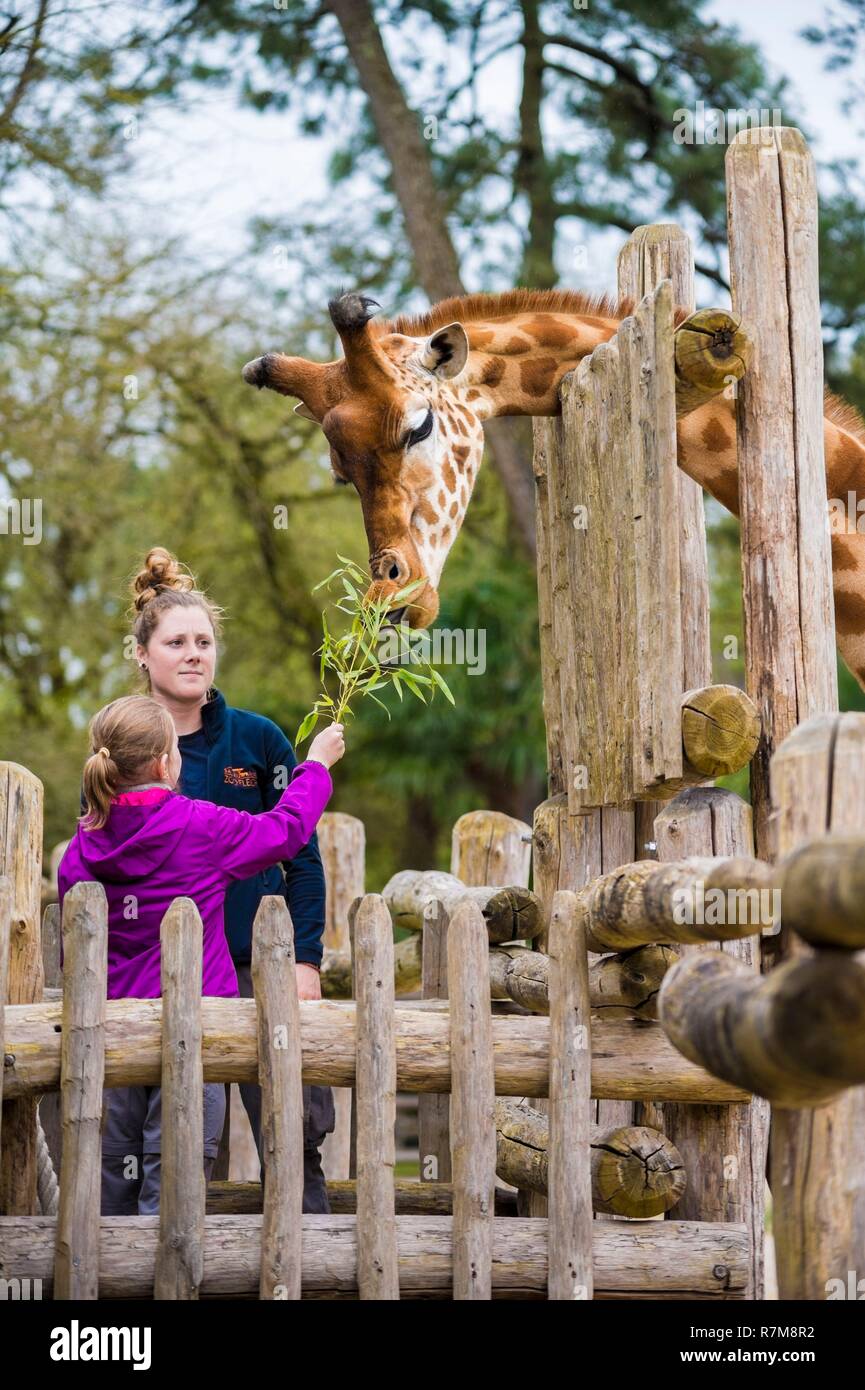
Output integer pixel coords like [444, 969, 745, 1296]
[295, 556, 455, 745]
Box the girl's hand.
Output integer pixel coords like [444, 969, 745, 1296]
[307, 722, 345, 769]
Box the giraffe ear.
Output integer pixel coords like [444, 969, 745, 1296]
[420, 322, 469, 379]
[294, 401, 321, 425]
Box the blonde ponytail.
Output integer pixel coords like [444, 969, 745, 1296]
[80, 696, 176, 831]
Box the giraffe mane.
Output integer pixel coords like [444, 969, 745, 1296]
[824, 388, 865, 446]
[380, 288, 694, 337]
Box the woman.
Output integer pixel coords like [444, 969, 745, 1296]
[125, 545, 337, 1211]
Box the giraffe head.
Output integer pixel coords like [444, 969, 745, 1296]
[242, 291, 487, 628]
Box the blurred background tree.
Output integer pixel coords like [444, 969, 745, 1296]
[2, 0, 865, 886]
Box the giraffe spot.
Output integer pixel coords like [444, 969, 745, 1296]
[454, 417, 467, 436]
[453, 445, 470, 468]
[710, 466, 739, 513]
[466, 389, 481, 402]
[441, 524, 451, 545]
[438, 489, 447, 510]
[449, 500, 458, 518]
[834, 588, 865, 636]
[522, 315, 575, 349]
[429, 532, 438, 547]
[519, 357, 558, 398]
[469, 328, 495, 348]
[442, 460, 457, 493]
[416, 498, 438, 526]
[701, 419, 732, 453]
[831, 535, 859, 572]
[505, 334, 530, 353]
[481, 356, 506, 387]
[460, 484, 468, 508]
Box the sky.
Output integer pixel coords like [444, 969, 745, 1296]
[107, 0, 861, 309]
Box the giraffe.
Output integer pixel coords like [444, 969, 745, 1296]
[242, 289, 865, 689]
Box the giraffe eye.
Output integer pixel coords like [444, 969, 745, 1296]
[331, 471, 349, 486]
[406, 409, 433, 448]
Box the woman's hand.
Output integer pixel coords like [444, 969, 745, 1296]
[307, 722, 345, 769]
[296, 962, 322, 1001]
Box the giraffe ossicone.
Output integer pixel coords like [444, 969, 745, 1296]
[243, 287, 865, 689]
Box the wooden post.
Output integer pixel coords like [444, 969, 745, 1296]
[353, 894, 398, 1298]
[547, 891, 594, 1299]
[617, 223, 712, 693]
[0, 876, 11, 1161]
[38, 902, 63, 1189]
[654, 787, 769, 1299]
[452, 809, 532, 1216]
[532, 418, 567, 796]
[450, 810, 531, 886]
[727, 127, 837, 861]
[418, 898, 451, 1183]
[617, 221, 705, 889]
[0, 762, 44, 1215]
[252, 897, 304, 1300]
[448, 898, 495, 1299]
[319, 813, 366, 953]
[318, 811, 364, 1184]
[769, 714, 865, 1299]
[53, 881, 107, 1300]
[155, 898, 206, 1300]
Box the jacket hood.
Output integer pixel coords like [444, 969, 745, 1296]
[75, 792, 195, 882]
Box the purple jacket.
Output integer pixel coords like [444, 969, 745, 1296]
[57, 760, 333, 1000]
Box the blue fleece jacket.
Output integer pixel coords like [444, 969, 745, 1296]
[190, 687, 327, 967]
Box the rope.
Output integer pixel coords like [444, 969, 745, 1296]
[36, 1109, 59, 1215]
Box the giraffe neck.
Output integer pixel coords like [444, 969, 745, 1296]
[678, 396, 865, 690]
[458, 309, 619, 418]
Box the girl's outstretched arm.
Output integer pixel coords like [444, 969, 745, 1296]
[204, 760, 333, 880]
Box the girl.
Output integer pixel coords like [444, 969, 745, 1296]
[57, 694, 344, 1215]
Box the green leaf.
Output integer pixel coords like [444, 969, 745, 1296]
[296, 709, 319, 745]
[429, 666, 456, 705]
[358, 635, 380, 668]
[366, 691, 391, 718]
[390, 576, 426, 603]
[401, 671, 428, 701]
[312, 566, 343, 593]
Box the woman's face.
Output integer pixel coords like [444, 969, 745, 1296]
[137, 605, 217, 704]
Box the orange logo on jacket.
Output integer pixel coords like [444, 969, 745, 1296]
[224, 766, 257, 787]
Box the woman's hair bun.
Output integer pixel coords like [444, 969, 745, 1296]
[131, 546, 196, 612]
